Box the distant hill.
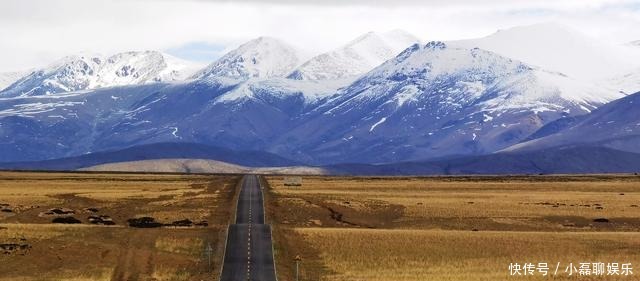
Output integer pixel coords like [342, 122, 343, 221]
[506, 91, 640, 155]
[2, 143, 640, 176]
[327, 146, 640, 175]
[82, 158, 326, 175]
[0, 142, 300, 171]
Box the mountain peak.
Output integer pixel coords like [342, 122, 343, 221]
[450, 22, 640, 79]
[287, 30, 420, 80]
[240, 36, 288, 49]
[191, 36, 302, 80]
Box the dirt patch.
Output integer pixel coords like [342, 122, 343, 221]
[326, 205, 365, 227]
[272, 195, 404, 229]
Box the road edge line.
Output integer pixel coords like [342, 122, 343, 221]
[218, 175, 244, 281]
[270, 225, 279, 281]
[217, 225, 231, 281]
[258, 175, 279, 281]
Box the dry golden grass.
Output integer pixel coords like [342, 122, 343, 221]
[0, 171, 213, 206]
[0, 223, 85, 240]
[0, 269, 114, 281]
[266, 175, 640, 281]
[0, 171, 238, 281]
[268, 175, 640, 231]
[151, 266, 192, 281]
[155, 236, 204, 256]
[295, 228, 640, 281]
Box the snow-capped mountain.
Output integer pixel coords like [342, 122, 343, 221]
[92, 51, 201, 87]
[0, 24, 638, 170]
[274, 42, 622, 164]
[450, 23, 640, 81]
[507, 90, 640, 154]
[0, 75, 351, 162]
[191, 37, 303, 80]
[0, 51, 201, 97]
[0, 71, 29, 91]
[288, 30, 419, 80]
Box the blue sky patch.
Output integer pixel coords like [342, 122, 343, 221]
[165, 41, 227, 62]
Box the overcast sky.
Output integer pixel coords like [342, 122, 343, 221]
[1, 0, 639, 72]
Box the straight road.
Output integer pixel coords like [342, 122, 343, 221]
[220, 175, 277, 281]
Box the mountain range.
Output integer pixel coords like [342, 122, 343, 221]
[274, 41, 621, 164]
[0, 51, 201, 97]
[0, 23, 639, 174]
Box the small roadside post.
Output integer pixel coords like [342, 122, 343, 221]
[294, 255, 302, 281]
[205, 242, 214, 272]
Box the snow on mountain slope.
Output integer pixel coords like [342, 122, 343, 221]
[0, 51, 201, 97]
[506, 90, 640, 154]
[1, 54, 103, 97]
[0, 74, 350, 162]
[341, 41, 619, 111]
[212, 77, 352, 105]
[191, 37, 303, 80]
[92, 51, 201, 87]
[275, 41, 621, 164]
[0, 71, 29, 91]
[288, 30, 420, 80]
[450, 23, 640, 80]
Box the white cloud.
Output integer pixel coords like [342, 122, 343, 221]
[0, 0, 639, 72]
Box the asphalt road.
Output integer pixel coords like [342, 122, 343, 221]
[220, 175, 277, 281]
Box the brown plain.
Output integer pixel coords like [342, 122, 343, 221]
[265, 175, 640, 281]
[0, 171, 239, 281]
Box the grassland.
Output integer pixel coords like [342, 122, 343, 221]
[0, 171, 239, 281]
[265, 175, 640, 281]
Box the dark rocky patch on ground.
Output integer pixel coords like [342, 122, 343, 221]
[127, 217, 163, 228]
[1, 241, 31, 255]
[41, 208, 75, 217]
[88, 215, 115, 225]
[127, 217, 209, 228]
[169, 219, 193, 227]
[84, 207, 99, 213]
[52, 216, 82, 224]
